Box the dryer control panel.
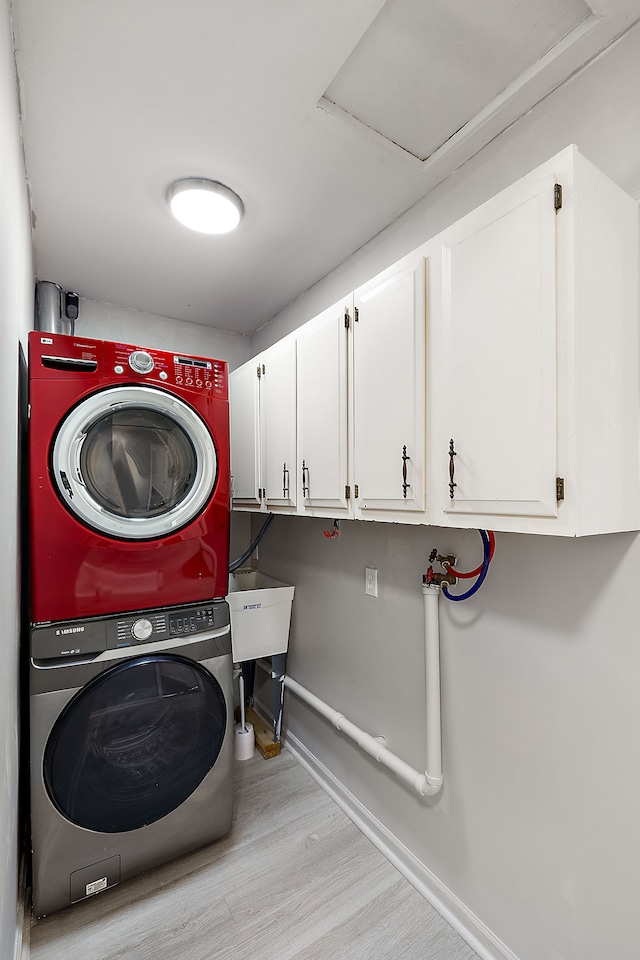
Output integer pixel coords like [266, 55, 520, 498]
[31, 600, 231, 662]
[109, 342, 228, 398]
[29, 331, 228, 399]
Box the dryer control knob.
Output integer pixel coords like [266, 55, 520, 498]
[129, 351, 155, 374]
[131, 618, 153, 641]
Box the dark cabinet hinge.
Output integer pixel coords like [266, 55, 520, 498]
[354, 306, 359, 322]
[354, 484, 359, 498]
[554, 183, 563, 212]
[556, 477, 565, 502]
[344, 308, 350, 329]
[345, 485, 350, 500]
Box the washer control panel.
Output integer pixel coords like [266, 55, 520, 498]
[31, 600, 230, 661]
[113, 604, 219, 648]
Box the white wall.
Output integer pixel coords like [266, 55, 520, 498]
[76, 298, 250, 372]
[251, 24, 640, 960]
[0, 0, 34, 956]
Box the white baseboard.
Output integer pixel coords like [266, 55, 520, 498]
[284, 730, 520, 960]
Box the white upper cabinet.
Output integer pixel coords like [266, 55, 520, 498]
[230, 146, 640, 536]
[353, 252, 427, 518]
[229, 336, 297, 512]
[297, 296, 352, 514]
[261, 337, 297, 510]
[229, 359, 261, 508]
[439, 171, 559, 520]
[429, 145, 640, 536]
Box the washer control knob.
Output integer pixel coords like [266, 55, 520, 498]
[131, 618, 153, 641]
[159, 370, 168, 380]
[128, 351, 154, 374]
[114, 364, 124, 374]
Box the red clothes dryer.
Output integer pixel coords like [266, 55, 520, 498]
[28, 332, 230, 624]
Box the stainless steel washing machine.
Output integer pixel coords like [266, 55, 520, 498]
[30, 599, 234, 918]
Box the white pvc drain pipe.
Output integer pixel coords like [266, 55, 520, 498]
[283, 583, 443, 797]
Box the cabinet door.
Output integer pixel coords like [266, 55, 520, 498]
[229, 360, 262, 508]
[354, 253, 426, 514]
[440, 172, 558, 520]
[261, 338, 297, 509]
[297, 297, 351, 513]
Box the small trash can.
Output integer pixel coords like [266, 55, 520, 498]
[227, 568, 294, 662]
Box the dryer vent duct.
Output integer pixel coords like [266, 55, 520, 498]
[35, 280, 79, 335]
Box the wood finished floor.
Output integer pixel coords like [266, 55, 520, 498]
[30, 748, 479, 960]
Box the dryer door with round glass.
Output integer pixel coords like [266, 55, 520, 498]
[43, 654, 227, 833]
[52, 386, 218, 539]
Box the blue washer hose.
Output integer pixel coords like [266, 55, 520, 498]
[442, 529, 491, 602]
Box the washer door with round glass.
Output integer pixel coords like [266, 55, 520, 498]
[43, 655, 227, 833]
[52, 386, 217, 539]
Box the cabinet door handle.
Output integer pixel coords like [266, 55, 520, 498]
[402, 446, 411, 499]
[282, 463, 289, 498]
[449, 439, 457, 499]
[302, 460, 310, 498]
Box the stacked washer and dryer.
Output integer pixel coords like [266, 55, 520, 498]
[28, 331, 234, 917]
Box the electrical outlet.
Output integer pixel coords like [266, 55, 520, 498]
[365, 567, 378, 598]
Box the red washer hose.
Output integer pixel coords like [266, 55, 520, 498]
[445, 531, 495, 578]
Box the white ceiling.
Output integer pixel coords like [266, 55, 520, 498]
[11, 0, 640, 335]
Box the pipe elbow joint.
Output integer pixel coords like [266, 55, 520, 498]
[418, 773, 444, 797]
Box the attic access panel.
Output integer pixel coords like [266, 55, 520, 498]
[322, 0, 591, 161]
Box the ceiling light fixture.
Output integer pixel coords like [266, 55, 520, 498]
[167, 178, 244, 234]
